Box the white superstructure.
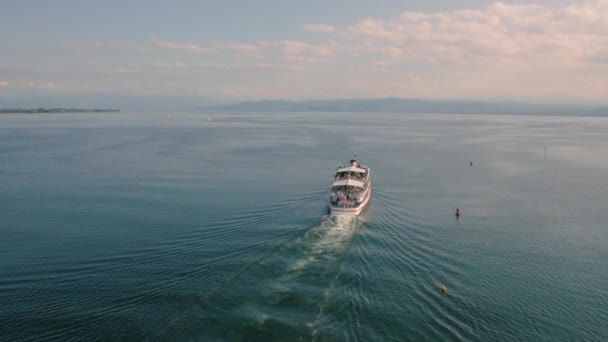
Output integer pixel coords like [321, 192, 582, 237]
[329, 157, 371, 216]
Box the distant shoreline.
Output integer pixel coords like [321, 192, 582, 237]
[200, 98, 608, 116]
[0, 108, 120, 114]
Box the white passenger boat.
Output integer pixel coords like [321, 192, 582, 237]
[329, 157, 371, 216]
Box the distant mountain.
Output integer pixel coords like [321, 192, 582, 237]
[203, 98, 608, 116]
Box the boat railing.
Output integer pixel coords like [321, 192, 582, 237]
[332, 174, 368, 182]
[330, 189, 368, 208]
[330, 201, 359, 209]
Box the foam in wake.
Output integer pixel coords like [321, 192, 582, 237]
[158, 215, 363, 340]
[281, 215, 359, 275]
[233, 215, 361, 336]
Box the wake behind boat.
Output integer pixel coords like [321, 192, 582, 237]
[329, 157, 372, 216]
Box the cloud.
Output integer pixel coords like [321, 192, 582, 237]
[62, 40, 148, 51]
[0, 81, 8, 87]
[382, 46, 403, 60]
[328, 0, 608, 101]
[42, 1, 608, 102]
[345, 0, 608, 65]
[26, 81, 59, 91]
[348, 18, 395, 40]
[258, 40, 335, 57]
[152, 38, 214, 53]
[150, 38, 335, 58]
[225, 43, 263, 54]
[304, 23, 335, 33]
[407, 73, 420, 82]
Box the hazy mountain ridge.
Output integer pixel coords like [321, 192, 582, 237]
[205, 98, 608, 116]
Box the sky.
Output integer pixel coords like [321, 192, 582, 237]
[0, 0, 607, 108]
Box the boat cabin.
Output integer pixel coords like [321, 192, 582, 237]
[330, 160, 369, 208]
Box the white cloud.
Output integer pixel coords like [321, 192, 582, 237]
[333, 0, 608, 100]
[47, 1, 608, 102]
[63, 40, 148, 51]
[258, 40, 335, 57]
[345, 0, 608, 65]
[26, 81, 59, 91]
[151, 38, 335, 59]
[304, 23, 335, 33]
[225, 43, 263, 54]
[407, 73, 420, 82]
[0, 81, 8, 87]
[348, 18, 395, 40]
[382, 46, 403, 60]
[152, 38, 214, 53]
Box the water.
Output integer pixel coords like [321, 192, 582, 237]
[1, 111, 607, 341]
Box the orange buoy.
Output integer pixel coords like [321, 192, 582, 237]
[441, 285, 447, 293]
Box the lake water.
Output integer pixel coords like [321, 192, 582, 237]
[1, 111, 607, 341]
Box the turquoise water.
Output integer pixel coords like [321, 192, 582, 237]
[1, 112, 607, 341]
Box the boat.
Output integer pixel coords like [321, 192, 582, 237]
[329, 156, 372, 216]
